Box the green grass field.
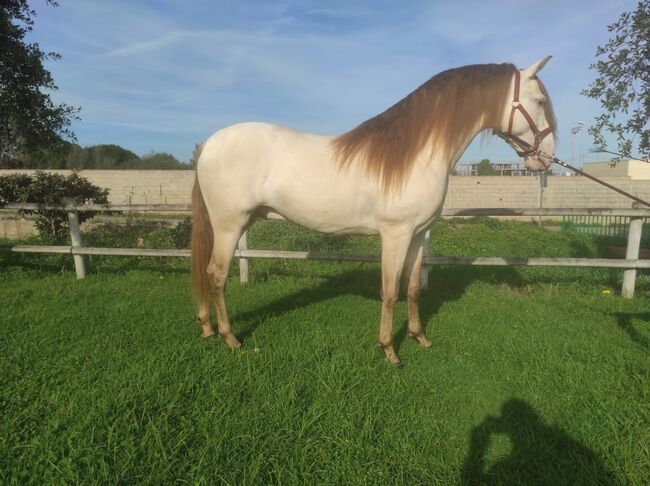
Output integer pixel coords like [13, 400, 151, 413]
[1, 218, 649, 484]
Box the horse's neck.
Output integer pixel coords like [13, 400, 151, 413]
[425, 117, 489, 172]
[455, 118, 495, 168]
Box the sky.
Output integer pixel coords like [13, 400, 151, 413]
[30, 0, 637, 167]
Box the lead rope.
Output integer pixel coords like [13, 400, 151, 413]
[533, 150, 650, 209]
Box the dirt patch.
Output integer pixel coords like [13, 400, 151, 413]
[607, 245, 650, 259]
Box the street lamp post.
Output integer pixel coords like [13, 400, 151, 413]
[570, 121, 584, 172]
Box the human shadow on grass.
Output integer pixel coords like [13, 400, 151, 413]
[614, 312, 650, 350]
[233, 264, 526, 352]
[461, 399, 617, 485]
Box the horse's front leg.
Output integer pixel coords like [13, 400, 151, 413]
[378, 228, 413, 365]
[402, 231, 433, 348]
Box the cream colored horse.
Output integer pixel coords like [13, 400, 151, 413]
[192, 57, 557, 364]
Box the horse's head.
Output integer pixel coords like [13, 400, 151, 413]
[496, 56, 556, 172]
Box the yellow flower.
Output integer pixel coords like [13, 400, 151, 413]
[601, 289, 611, 295]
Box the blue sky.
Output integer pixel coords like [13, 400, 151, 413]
[31, 0, 636, 166]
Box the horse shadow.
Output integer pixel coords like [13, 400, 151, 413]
[613, 312, 650, 350]
[233, 264, 526, 350]
[461, 399, 617, 485]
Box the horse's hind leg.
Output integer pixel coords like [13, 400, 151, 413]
[197, 300, 214, 338]
[208, 228, 244, 348]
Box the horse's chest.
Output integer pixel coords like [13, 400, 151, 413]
[382, 169, 449, 226]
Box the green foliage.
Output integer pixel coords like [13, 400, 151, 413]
[79, 216, 602, 259]
[137, 152, 186, 170]
[249, 220, 357, 253]
[0, 0, 79, 168]
[21, 144, 189, 170]
[0, 171, 109, 242]
[170, 216, 192, 249]
[427, 217, 602, 258]
[188, 142, 203, 168]
[582, 0, 650, 160]
[476, 159, 499, 176]
[65, 144, 139, 169]
[83, 219, 176, 250]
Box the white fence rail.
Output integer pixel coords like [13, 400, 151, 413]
[1, 203, 648, 298]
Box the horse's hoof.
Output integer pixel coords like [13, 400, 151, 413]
[409, 332, 433, 348]
[379, 343, 401, 365]
[201, 328, 215, 338]
[388, 356, 403, 366]
[220, 332, 242, 349]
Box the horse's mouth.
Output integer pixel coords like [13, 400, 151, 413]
[524, 154, 551, 172]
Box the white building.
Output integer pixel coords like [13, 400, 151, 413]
[582, 159, 650, 180]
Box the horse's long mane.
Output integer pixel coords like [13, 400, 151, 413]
[333, 63, 525, 193]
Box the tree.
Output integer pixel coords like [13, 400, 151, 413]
[0, 0, 79, 168]
[476, 159, 499, 176]
[20, 144, 190, 169]
[582, 1, 650, 160]
[138, 151, 184, 170]
[0, 171, 109, 242]
[66, 144, 139, 169]
[188, 142, 204, 168]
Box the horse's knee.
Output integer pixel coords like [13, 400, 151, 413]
[382, 290, 398, 308]
[407, 284, 420, 303]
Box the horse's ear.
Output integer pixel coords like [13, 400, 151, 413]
[522, 55, 552, 77]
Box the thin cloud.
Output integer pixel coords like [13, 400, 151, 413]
[30, 0, 637, 163]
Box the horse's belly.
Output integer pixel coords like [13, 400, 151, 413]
[261, 168, 378, 235]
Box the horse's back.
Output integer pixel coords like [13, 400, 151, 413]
[196, 122, 380, 233]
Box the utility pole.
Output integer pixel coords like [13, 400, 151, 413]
[570, 121, 584, 174]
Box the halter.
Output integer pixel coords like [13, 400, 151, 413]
[497, 70, 554, 157]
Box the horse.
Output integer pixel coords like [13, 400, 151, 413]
[191, 57, 557, 364]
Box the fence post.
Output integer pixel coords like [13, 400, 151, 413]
[238, 231, 249, 284]
[67, 210, 86, 279]
[537, 172, 547, 227]
[621, 216, 643, 298]
[420, 229, 431, 290]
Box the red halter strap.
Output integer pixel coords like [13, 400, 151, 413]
[501, 70, 554, 157]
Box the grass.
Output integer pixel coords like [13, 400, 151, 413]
[1, 218, 649, 484]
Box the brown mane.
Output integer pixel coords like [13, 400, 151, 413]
[333, 63, 521, 193]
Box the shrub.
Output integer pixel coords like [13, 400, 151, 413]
[170, 216, 192, 249]
[0, 171, 110, 243]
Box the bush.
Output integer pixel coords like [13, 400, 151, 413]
[0, 171, 110, 243]
[170, 216, 191, 249]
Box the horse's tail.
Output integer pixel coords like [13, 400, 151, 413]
[191, 173, 213, 306]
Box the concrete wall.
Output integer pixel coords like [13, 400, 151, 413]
[2, 170, 649, 239]
[449, 176, 650, 209]
[0, 216, 35, 239]
[3, 169, 648, 208]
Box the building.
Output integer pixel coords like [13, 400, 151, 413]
[582, 159, 650, 180]
[457, 161, 539, 176]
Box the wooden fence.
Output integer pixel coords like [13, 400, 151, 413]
[1, 203, 649, 298]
